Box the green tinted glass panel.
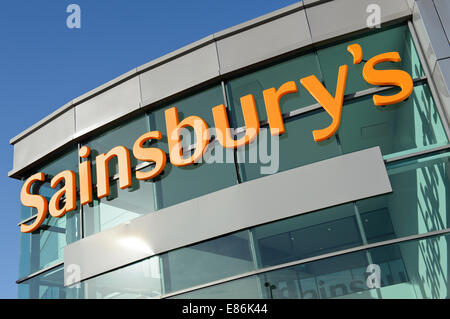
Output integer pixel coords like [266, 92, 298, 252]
[259, 250, 368, 299]
[84, 115, 149, 177]
[83, 175, 155, 237]
[173, 234, 450, 299]
[390, 233, 450, 299]
[18, 266, 83, 299]
[162, 231, 254, 293]
[338, 83, 448, 159]
[252, 203, 363, 268]
[83, 256, 161, 299]
[19, 198, 80, 278]
[169, 276, 261, 299]
[149, 85, 238, 209]
[237, 110, 342, 182]
[20, 147, 78, 220]
[226, 52, 321, 127]
[317, 24, 424, 94]
[257, 234, 450, 299]
[356, 152, 450, 243]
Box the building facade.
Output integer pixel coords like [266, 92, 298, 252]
[11, 0, 450, 299]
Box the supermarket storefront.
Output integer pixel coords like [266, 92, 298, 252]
[11, 0, 450, 299]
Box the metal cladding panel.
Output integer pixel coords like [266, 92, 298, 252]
[305, 0, 411, 44]
[139, 43, 220, 106]
[74, 76, 141, 136]
[12, 109, 75, 173]
[433, 0, 450, 44]
[434, 58, 450, 122]
[64, 147, 392, 285]
[216, 10, 312, 75]
[415, 0, 450, 61]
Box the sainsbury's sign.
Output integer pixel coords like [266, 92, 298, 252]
[19, 43, 413, 233]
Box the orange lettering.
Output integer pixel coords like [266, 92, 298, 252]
[133, 131, 167, 180]
[263, 81, 298, 136]
[363, 52, 413, 106]
[49, 170, 77, 218]
[212, 95, 259, 148]
[165, 107, 209, 167]
[96, 146, 132, 199]
[79, 146, 93, 205]
[301, 65, 349, 142]
[20, 172, 48, 233]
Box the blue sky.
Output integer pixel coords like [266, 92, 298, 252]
[0, 0, 299, 299]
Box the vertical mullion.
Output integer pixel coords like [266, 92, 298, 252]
[407, 20, 450, 141]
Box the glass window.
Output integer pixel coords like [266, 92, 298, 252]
[252, 203, 363, 268]
[149, 85, 239, 209]
[237, 110, 342, 182]
[18, 147, 81, 278]
[171, 233, 450, 299]
[257, 234, 450, 299]
[18, 266, 83, 299]
[82, 115, 156, 236]
[83, 256, 161, 299]
[19, 208, 80, 278]
[225, 52, 321, 127]
[161, 231, 254, 293]
[169, 276, 261, 299]
[83, 175, 155, 236]
[317, 24, 424, 95]
[338, 83, 448, 159]
[356, 152, 450, 243]
[259, 251, 369, 299]
[84, 114, 150, 178]
[391, 233, 449, 299]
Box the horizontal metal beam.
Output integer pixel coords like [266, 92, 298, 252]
[63, 147, 392, 286]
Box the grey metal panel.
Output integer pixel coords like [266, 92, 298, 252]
[216, 10, 312, 75]
[214, 2, 304, 39]
[72, 68, 138, 105]
[74, 76, 141, 137]
[434, 0, 450, 44]
[406, 0, 415, 11]
[302, 0, 328, 8]
[433, 58, 450, 121]
[305, 0, 411, 44]
[136, 35, 215, 74]
[12, 109, 75, 173]
[10, 101, 73, 145]
[139, 43, 220, 107]
[415, 0, 450, 66]
[64, 147, 392, 285]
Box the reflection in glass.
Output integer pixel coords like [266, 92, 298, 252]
[18, 266, 83, 299]
[162, 231, 254, 293]
[258, 234, 450, 299]
[84, 256, 161, 299]
[19, 202, 80, 278]
[170, 276, 261, 299]
[83, 176, 155, 236]
[339, 83, 447, 159]
[252, 203, 363, 268]
[357, 152, 450, 243]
